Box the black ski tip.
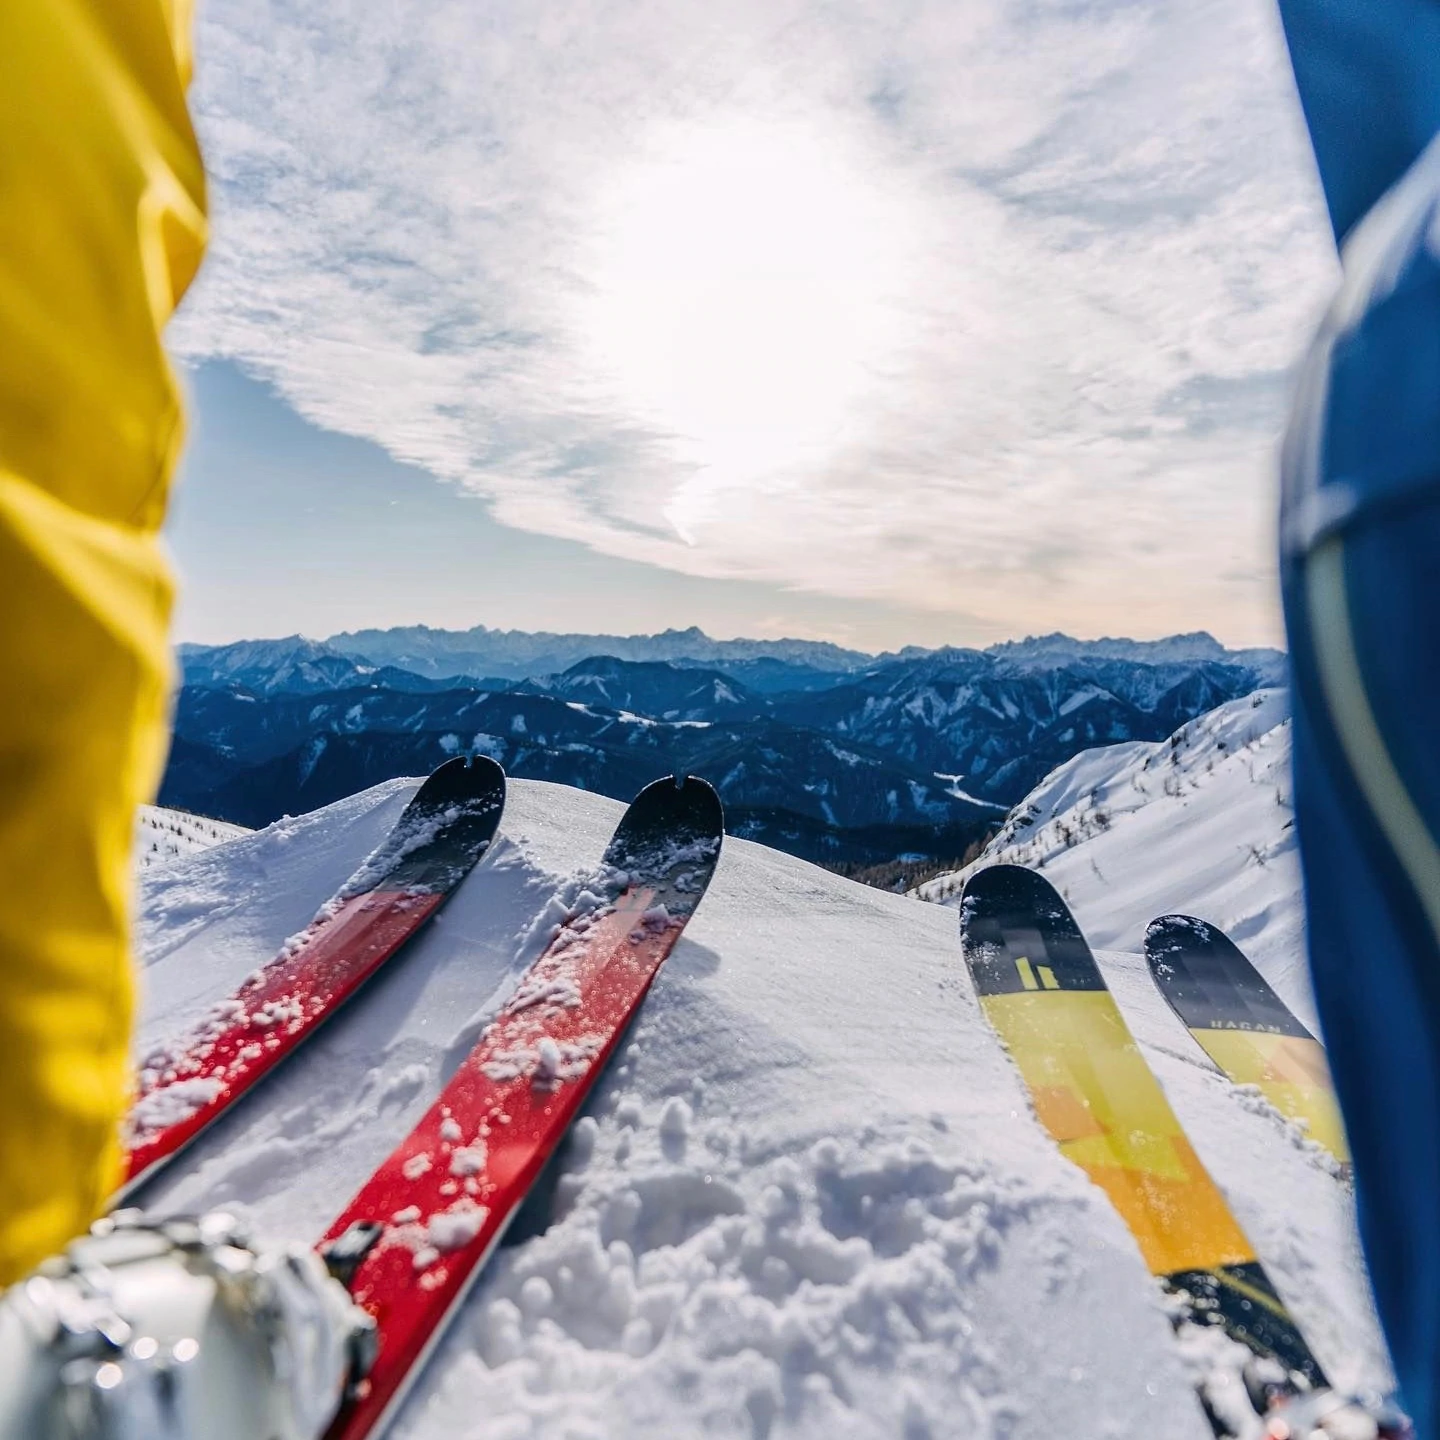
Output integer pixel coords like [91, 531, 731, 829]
[1146, 911, 1215, 945]
[961, 864, 1068, 928]
[1144, 914, 1223, 976]
[1163, 1262, 1328, 1393]
[603, 774, 724, 876]
[960, 864, 1105, 995]
[375, 755, 507, 893]
[1144, 913, 1311, 1038]
[618, 772, 724, 841]
[407, 753, 506, 813]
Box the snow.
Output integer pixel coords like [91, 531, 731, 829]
[127, 1075, 226, 1132]
[1058, 684, 1107, 716]
[932, 774, 1007, 811]
[429, 1201, 489, 1252]
[131, 753, 1388, 1437]
[136, 806, 250, 871]
[918, 689, 1310, 1012]
[451, 1145, 488, 1178]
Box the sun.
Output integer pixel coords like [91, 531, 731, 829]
[575, 114, 920, 542]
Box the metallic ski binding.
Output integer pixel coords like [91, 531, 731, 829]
[0, 1209, 373, 1440]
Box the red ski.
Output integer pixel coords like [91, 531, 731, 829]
[317, 774, 724, 1440]
[121, 756, 506, 1196]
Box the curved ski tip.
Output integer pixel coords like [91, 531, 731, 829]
[624, 773, 725, 838]
[962, 863, 1052, 906]
[1144, 913, 1216, 952]
[412, 753, 507, 809]
[960, 864, 1076, 936]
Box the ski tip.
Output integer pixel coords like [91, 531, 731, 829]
[1147, 918, 1317, 1042]
[956, 858, 1082, 950]
[410, 754, 507, 811]
[629, 772, 724, 834]
[961, 863, 1064, 919]
[1143, 914, 1217, 965]
[959, 864, 1101, 991]
[604, 774, 725, 872]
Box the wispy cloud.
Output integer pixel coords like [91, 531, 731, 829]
[173, 0, 1335, 644]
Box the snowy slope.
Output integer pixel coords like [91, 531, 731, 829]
[917, 690, 1312, 1017]
[132, 769, 1386, 1439]
[136, 805, 251, 871]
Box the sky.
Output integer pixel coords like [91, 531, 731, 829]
[168, 0, 1339, 650]
[170, 359, 970, 648]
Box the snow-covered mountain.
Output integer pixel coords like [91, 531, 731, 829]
[324, 623, 873, 682]
[986, 631, 1286, 684]
[132, 759, 1387, 1437]
[160, 636, 1278, 877]
[160, 683, 993, 866]
[916, 689, 1307, 1001]
[517, 657, 767, 721]
[768, 647, 1273, 802]
[178, 636, 373, 694]
[178, 637, 470, 696]
[310, 622, 1283, 687]
[136, 805, 250, 871]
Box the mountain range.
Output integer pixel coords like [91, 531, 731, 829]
[317, 623, 873, 684]
[164, 626, 1284, 869]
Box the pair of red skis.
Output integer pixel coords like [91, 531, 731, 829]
[122, 759, 725, 1440]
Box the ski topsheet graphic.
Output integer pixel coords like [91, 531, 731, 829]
[318, 774, 724, 1440]
[123, 756, 507, 1195]
[960, 865, 1325, 1434]
[1145, 915, 1350, 1168]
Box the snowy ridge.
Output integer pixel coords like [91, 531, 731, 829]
[136, 805, 250, 871]
[917, 689, 1310, 1011]
[133, 768, 1386, 1437]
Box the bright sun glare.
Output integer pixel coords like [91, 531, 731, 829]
[578, 117, 920, 542]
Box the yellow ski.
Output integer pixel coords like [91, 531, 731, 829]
[1145, 915, 1349, 1169]
[961, 865, 1325, 1434]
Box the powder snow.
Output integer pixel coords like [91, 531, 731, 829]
[130, 726, 1387, 1439]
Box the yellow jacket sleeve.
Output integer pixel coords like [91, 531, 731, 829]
[0, 0, 206, 1280]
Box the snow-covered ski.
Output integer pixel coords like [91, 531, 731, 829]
[315, 774, 724, 1440]
[1145, 915, 1350, 1169]
[122, 756, 507, 1197]
[960, 865, 1326, 1436]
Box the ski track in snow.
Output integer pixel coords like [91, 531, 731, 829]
[131, 756, 1389, 1438]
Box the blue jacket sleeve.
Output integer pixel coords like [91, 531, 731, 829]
[1277, 0, 1440, 244]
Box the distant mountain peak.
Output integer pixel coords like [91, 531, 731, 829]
[983, 630, 1275, 671]
[320, 623, 875, 681]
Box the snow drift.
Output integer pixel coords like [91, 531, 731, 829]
[133, 734, 1386, 1437]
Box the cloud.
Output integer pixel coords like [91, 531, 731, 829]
[172, 0, 1336, 643]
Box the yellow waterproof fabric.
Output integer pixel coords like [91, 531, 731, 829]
[0, 0, 206, 1281]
